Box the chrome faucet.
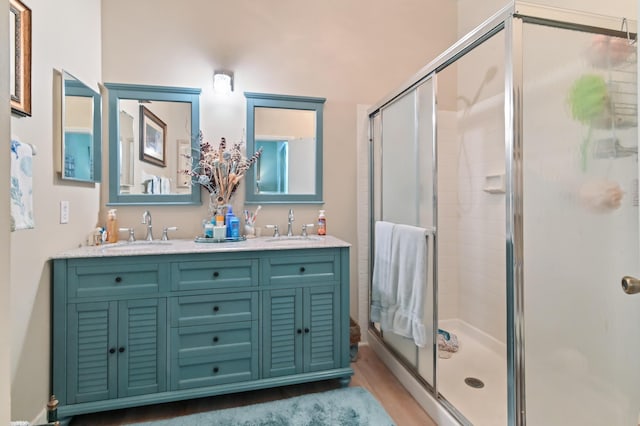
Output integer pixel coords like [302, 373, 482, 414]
[142, 210, 153, 241]
[287, 209, 295, 236]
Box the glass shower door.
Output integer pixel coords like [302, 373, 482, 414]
[521, 22, 640, 425]
[372, 77, 435, 387]
[435, 29, 507, 426]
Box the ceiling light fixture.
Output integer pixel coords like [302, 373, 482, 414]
[213, 70, 234, 94]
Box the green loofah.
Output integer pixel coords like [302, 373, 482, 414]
[567, 74, 608, 124]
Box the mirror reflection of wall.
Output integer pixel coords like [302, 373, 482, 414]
[118, 110, 134, 191]
[118, 99, 192, 195]
[254, 107, 316, 195]
[64, 96, 93, 180]
[61, 71, 101, 182]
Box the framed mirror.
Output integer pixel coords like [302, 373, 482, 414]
[245, 92, 325, 204]
[105, 83, 201, 205]
[61, 71, 101, 182]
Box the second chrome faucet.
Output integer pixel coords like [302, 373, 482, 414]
[287, 209, 295, 236]
[142, 210, 153, 241]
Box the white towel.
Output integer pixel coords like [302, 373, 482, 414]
[371, 221, 395, 327]
[371, 221, 428, 347]
[10, 139, 35, 231]
[391, 224, 428, 347]
[161, 177, 171, 194]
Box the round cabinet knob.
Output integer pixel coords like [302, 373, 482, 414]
[297, 329, 302, 334]
[213, 336, 219, 343]
[213, 367, 219, 374]
[213, 306, 220, 312]
[115, 276, 122, 283]
[299, 267, 306, 273]
[304, 328, 310, 333]
[109, 348, 116, 354]
[213, 271, 220, 278]
[118, 347, 125, 353]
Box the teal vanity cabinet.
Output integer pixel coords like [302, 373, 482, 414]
[51, 239, 352, 423]
[262, 251, 341, 378]
[169, 255, 260, 390]
[52, 257, 169, 407]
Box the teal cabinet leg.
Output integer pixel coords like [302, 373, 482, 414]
[339, 376, 351, 387]
[54, 417, 72, 426]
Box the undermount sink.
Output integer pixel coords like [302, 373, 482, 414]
[101, 240, 173, 250]
[265, 235, 323, 243]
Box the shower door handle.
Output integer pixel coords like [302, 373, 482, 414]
[621, 276, 640, 294]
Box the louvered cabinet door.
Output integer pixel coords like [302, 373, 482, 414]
[117, 298, 167, 397]
[67, 302, 118, 404]
[303, 285, 340, 372]
[262, 288, 303, 378]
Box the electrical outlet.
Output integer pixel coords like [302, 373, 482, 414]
[60, 201, 69, 224]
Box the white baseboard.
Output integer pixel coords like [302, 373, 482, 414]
[31, 407, 47, 425]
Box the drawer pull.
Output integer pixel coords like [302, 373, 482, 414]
[118, 347, 125, 353]
[212, 336, 219, 343]
[213, 271, 220, 278]
[109, 348, 116, 354]
[304, 328, 310, 334]
[297, 328, 302, 334]
[213, 367, 219, 374]
[213, 306, 220, 312]
[115, 276, 122, 283]
[299, 267, 306, 273]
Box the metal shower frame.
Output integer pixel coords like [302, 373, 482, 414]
[367, 2, 637, 425]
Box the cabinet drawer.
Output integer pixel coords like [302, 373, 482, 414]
[172, 353, 257, 390]
[264, 254, 339, 286]
[171, 292, 258, 327]
[172, 322, 257, 360]
[172, 259, 258, 291]
[68, 262, 165, 298]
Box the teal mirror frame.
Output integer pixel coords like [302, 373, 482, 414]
[62, 72, 102, 183]
[105, 83, 201, 205]
[244, 92, 325, 204]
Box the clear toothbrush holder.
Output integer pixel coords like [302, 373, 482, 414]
[244, 222, 256, 239]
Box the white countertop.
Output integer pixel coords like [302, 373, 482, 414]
[51, 235, 351, 259]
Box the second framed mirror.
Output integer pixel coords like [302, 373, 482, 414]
[245, 92, 325, 204]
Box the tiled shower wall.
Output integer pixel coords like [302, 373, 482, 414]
[438, 105, 506, 343]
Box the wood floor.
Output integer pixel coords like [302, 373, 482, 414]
[70, 345, 436, 426]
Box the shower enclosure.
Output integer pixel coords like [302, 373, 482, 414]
[367, 3, 638, 425]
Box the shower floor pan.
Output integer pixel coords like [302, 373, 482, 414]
[436, 319, 507, 425]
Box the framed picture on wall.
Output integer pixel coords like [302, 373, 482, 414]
[10, 0, 32, 117]
[139, 105, 167, 167]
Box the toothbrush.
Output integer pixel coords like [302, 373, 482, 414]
[253, 205, 262, 224]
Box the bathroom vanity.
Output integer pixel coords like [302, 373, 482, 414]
[50, 236, 352, 423]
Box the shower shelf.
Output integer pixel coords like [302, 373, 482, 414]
[483, 174, 505, 194]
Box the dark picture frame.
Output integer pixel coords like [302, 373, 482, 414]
[139, 105, 167, 167]
[10, 0, 32, 117]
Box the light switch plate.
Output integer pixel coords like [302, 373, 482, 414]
[60, 201, 69, 224]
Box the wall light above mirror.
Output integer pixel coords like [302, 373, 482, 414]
[245, 92, 325, 204]
[105, 83, 201, 205]
[213, 70, 234, 94]
[60, 70, 101, 183]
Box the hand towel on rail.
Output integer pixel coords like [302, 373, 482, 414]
[10, 139, 35, 231]
[371, 221, 395, 329]
[389, 223, 428, 347]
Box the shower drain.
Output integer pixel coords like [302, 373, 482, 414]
[464, 377, 485, 389]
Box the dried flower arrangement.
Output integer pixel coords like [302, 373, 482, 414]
[182, 133, 262, 209]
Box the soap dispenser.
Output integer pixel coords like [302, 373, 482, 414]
[317, 210, 327, 236]
[107, 209, 118, 243]
[225, 206, 235, 238]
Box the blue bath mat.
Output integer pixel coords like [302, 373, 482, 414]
[128, 387, 395, 426]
